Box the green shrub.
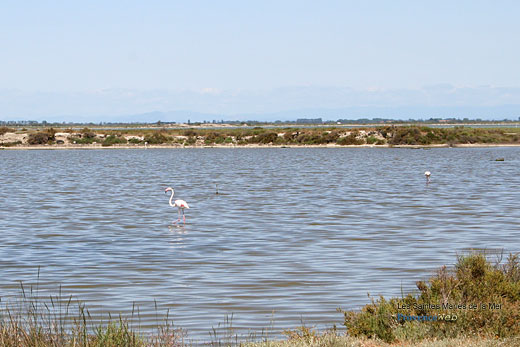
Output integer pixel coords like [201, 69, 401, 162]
[383, 126, 519, 145]
[184, 137, 196, 145]
[204, 131, 226, 144]
[337, 133, 364, 145]
[293, 131, 330, 145]
[254, 132, 279, 144]
[143, 132, 170, 144]
[342, 253, 520, 343]
[93, 320, 143, 346]
[366, 136, 378, 144]
[214, 136, 225, 144]
[128, 138, 143, 144]
[102, 135, 127, 146]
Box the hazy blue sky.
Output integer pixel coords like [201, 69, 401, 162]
[1, 1, 520, 120]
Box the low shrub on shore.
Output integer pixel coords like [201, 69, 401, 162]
[128, 137, 144, 144]
[143, 132, 171, 144]
[342, 253, 520, 343]
[384, 126, 520, 145]
[27, 128, 56, 145]
[102, 135, 128, 146]
[337, 133, 365, 145]
[252, 132, 280, 144]
[0, 126, 15, 135]
[184, 137, 197, 146]
[68, 127, 99, 143]
[0, 140, 22, 147]
[366, 136, 378, 145]
[80, 127, 97, 139]
[204, 131, 227, 144]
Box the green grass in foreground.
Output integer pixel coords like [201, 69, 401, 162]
[1, 253, 519, 346]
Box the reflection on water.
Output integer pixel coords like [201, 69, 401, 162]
[1, 148, 520, 340]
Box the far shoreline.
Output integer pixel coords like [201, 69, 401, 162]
[3, 125, 520, 149]
[4, 143, 520, 150]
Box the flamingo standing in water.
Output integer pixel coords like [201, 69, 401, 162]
[165, 187, 190, 224]
[424, 171, 431, 183]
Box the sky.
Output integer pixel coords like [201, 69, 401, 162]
[1, 1, 520, 121]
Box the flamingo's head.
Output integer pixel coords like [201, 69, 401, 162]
[165, 187, 174, 194]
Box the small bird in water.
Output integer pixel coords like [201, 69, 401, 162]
[216, 184, 219, 195]
[424, 171, 431, 183]
[165, 187, 190, 224]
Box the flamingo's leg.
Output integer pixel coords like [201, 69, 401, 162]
[173, 208, 181, 224]
[182, 209, 186, 224]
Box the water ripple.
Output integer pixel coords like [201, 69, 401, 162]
[1, 147, 520, 339]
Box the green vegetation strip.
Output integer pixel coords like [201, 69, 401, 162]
[0, 253, 519, 346]
[3, 126, 520, 147]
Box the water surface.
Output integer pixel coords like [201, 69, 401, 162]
[1, 148, 519, 340]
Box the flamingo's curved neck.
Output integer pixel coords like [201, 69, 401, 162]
[168, 190, 175, 207]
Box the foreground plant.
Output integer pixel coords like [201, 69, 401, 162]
[1, 253, 519, 346]
[342, 253, 520, 343]
[0, 283, 184, 347]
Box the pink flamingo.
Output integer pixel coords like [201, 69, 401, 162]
[165, 187, 190, 224]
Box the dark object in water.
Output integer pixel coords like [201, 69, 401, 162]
[495, 158, 505, 161]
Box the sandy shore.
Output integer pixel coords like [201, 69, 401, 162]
[3, 143, 520, 150]
[3, 127, 520, 150]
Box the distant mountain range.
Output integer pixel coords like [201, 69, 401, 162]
[87, 105, 520, 124]
[3, 105, 520, 124]
[1, 85, 520, 122]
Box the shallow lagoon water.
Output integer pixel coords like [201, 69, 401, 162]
[1, 147, 519, 340]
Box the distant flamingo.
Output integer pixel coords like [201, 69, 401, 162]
[165, 187, 190, 224]
[424, 171, 431, 183]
